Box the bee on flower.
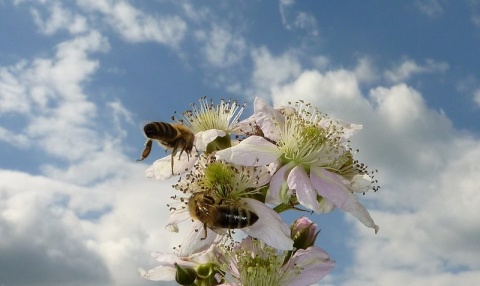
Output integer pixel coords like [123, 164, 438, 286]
[145, 97, 246, 180]
[165, 156, 294, 253]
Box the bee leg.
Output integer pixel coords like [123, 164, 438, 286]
[226, 229, 233, 239]
[200, 224, 208, 240]
[176, 138, 189, 161]
[137, 139, 152, 161]
[170, 145, 179, 175]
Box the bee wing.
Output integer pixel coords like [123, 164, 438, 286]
[197, 203, 213, 215]
[211, 228, 227, 235]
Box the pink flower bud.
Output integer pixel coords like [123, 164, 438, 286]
[291, 217, 319, 250]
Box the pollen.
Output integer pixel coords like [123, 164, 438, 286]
[278, 109, 341, 170]
[203, 162, 235, 193]
[233, 243, 283, 286]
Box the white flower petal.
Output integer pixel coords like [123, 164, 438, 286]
[281, 247, 335, 286]
[311, 167, 379, 233]
[242, 198, 293, 250]
[139, 265, 176, 281]
[215, 136, 281, 166]
[351, 174, 373, 193]
[266, 163, 293, 205]
[231, 114, 256, 134]
[310, 167, 357, 210]
[267, 159, 281, 174]
[318, 197, 336, 213]
[150, 252, 184, 265]
[319, 118, 362, 142]
[287, 165, 323, 213]
[165, 224, 179, 232]
[146, 153, 197, 180]
[166, 207, 191, 230]
[195, 129, 226, 151]
[178, 221, 223, 257]
[253, 97, 285, 142]
[251, 165, 272, 187]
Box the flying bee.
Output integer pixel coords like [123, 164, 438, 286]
[137, 122, 195, 175]
[188, 192, 259, 240]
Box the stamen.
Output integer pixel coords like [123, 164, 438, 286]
[181, 97, 246, 133]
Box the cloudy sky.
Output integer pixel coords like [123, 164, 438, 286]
[1, 1, 480, 285]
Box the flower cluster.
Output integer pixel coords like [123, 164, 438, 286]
[139, 97, 379, 285]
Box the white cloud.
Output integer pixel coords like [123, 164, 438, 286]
[271, 69, 365, 114]
[346, 142, 480, 286]
[292, 11, 319, 36]
[414, 0, 446, 17]
[472, 12, 480, 28]
[279, 0, 295, 26]
[31, 2, 88, 35]
[0, 165, 181, 286]
[181, 2, 210, 23]
[0, 61, 30, 114]
[107, 100, 134, 137]
[473, 89, 480, 107]
[0, 31, 110, 162]
[0, 170, 112, 286]
[312, 55, 330, 71]
[354, 56, 379, 84]
[0, 126, 29, 147]
[384, 58, 449, 83]
[250, 47, 302, 98]
[279, 0, 319, 36]
[270, 68, 480, 284]
[196, 23, 247, 68]
[77, 0, 187, 46]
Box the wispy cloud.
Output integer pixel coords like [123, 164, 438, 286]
[195, 23, 247, 68]
[250, 47, 302, 98]
[77, 0, 187, 46]
[474, 89, 480, 107]
[384, 58, 449, 83]
[414, 0, 446, 17]
[2, 31, 109, 162]
[0, 126, 29, 147]
[31, 2, 88, 35]
[354, 56, 379, 84]
[279, 0, 319, 36]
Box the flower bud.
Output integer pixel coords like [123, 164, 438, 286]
[175, 262, 197, 285]
[196, 263, 223, 285]
[206, 134, 232, 153]
[196, 263, 215, 279]
[291, 217, 319, 250]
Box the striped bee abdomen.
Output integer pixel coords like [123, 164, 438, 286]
[214, 205, 259, 229]
[143, 122, 179, 142]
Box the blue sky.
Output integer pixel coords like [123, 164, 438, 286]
[1, 1, 480, 285]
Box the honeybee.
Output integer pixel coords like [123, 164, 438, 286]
[137, 122, 195, 175]
[188, 192, 259, 240]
